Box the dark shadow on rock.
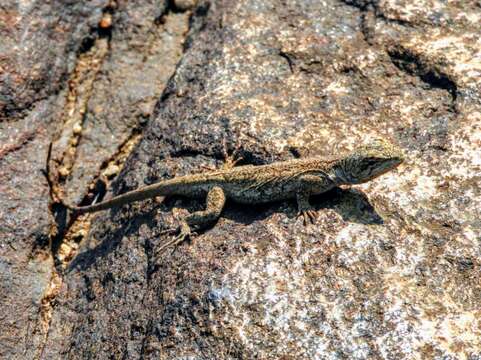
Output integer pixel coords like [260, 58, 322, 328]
[67, 205, 161, 274]
[312, 187, 384, 225]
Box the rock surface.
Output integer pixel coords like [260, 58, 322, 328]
[0, 1, 106, 358]
[0, 0, 188, 359]
[2, 0, 481, 359]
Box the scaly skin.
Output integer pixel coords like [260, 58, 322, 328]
[57, 138, 404, 252]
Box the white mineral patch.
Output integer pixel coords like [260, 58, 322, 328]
[325, 79, 349, 95]
[412, 174, 438, 201]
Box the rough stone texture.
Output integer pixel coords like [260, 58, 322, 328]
[0, 0, 187, 359]
[0, 0, 107, 121]
[2, 0, 481, 359]
[63, 0, 189, 204]
[40, 0, 481, 359]
[0, 96, 61, 360]
[0, 1, 106, 358]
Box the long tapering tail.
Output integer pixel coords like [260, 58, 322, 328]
[45, 142, 176, 216]
[65, 183, 166, 215]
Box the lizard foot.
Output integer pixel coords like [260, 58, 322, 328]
[159, 227, 178, 235]
[298, 210, 317, 225]
[221, 137, 243, 170]
[156, 222, 193, 256]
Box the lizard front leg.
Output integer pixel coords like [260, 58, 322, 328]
[296, 191, 317, 225]
[296, 174, 327, 225]
[157, 186, 226, 254]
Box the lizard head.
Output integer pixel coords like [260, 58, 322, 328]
[335, 138, 404, 185]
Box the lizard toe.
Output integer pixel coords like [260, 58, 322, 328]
[156, 233, 188, 257]
[159, 226, 177, 235]
[156, 223, 193, 256]
[298, 210, 317, 225]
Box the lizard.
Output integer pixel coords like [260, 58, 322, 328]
[50, 138, 404, 253]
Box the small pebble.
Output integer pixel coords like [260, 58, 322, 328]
[99, 13, 112, 29]
[58, 167, 69, 177]
[103, 164, 120, 177]
[73, 123, 82, 135]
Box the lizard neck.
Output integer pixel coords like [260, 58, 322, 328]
[331, 159, 352, 185]
[304, 158, 343, 186]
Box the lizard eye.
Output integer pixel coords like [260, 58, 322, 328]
[363, 158, 378, 169]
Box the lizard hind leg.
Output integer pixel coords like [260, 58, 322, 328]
[155, 221, 192, 256]
[156, 186, 226, 255]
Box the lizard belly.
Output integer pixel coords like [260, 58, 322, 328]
[223, 181, 299, 204]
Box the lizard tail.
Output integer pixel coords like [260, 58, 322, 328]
[45, 142, 180, 215]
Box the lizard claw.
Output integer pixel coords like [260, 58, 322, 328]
[155, 223, 193, 256]
[298, 210, 317, 225]
[221, 137, 243, 170]
[159, 227, 178, 235]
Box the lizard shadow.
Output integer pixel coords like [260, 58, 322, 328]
[67, 187, 381, 273]
[311, 187, 384, 225]
[67, 203, 166, 274]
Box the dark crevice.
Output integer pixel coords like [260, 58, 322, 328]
[152, 2, 210, 111]
[388, 47, 458, 102]
[288, 146, 302, 159]
[278, 50, 294, 73]
[0, 130, 36, 161]
[144, 238, 161, 282]
[341, 0, 373, 11]
[154, 0, 181, 25]
[359, 12, 374, 43]
[78, 179, 108, 207]
[341, 0, 414, 45]
[78, 36, 96, 55]
[192, 1, 210, 17]
[169, 147, 207, 159]
[183, 1, 211, 52]
[342, 0, 413, 25]
[166, 0, 192, 13]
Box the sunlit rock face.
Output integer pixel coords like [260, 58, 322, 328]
[3, 0, 480, 358]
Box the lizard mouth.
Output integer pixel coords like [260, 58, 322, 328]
[375, 157, 404, 177]
[363, 157, 403, 182]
